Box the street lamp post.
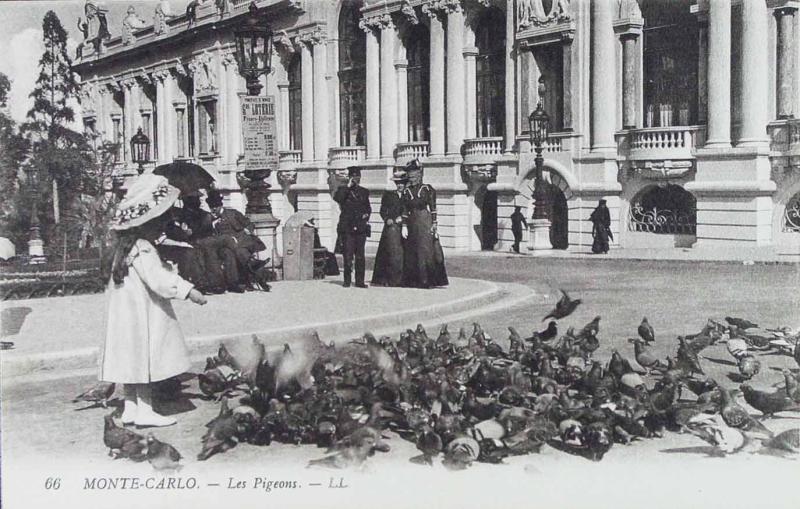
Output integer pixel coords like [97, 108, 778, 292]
[234, 1, 280, 269]
[234, 2, 273, 96]
[26, 167, 46, 263]
[527, 78, 553, 251]
[130, 127, 150, 175]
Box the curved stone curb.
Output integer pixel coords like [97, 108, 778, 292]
[1, 280, 538, 381]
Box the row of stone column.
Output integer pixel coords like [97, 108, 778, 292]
[93, 54, 251, 169]
[599, 0, 796, 150]
[358, 1, 515, 162]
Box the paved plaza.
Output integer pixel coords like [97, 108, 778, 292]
[2, 255, 799, 509]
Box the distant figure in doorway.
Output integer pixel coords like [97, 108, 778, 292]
[334, 167, 372, 288]
[510, 206, 528, 253]
[589, 199, 612, 254]
[371, 168, 408, 287]
[402, 160, 448, 288]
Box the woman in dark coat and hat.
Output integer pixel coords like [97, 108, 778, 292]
[402, 160, 448, 288]
[371, 168, 408, 287]
[589, 199, 612, 254]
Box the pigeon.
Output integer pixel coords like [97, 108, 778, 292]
[637, 318, 655, 344]
[412, 423, 443, 465]
[145, 433, 182, 472]
[436, 324, 451, 347]
[628, 338, 664, 371]
[725, 317, 758, 330]
[686, 414, 752, 455]
[73, 382, 116, 408]
[794, 339, 800, 369]
[584, 421, 613, 461]
[103, 413, 145, 459]
[726, 338, 749, 360]
[542, 289, 582, 322]
[762, 428, 800, 454]
[119, 435, 149, 462]
[740, 384, 800, 418]
[216, 343, 243, 371]
[579, 317, 601, 339]
[686, 329, 721, 354]
[308, 432, 377, 469]
[607, 350, 634, 380]
[719, 389, 773, 438]
[198, 403, 241, 461]
[198, 364, 240, 399]
[442, 435, 480, 470]
[676, 337, 704, 375]
[783, 369, 800, 402]
[536, 321, 558, 342]
[737, 355, 761, 380]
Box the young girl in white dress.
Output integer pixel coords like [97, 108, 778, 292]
[100, 174, 207, 427]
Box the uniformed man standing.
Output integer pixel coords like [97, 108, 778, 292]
[333, 167, 371, 288]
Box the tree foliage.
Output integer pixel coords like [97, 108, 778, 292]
[0, 72, 31, 248]
[20, 10, 93, 250]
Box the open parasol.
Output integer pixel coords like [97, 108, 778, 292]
[152, 161, 215, 196]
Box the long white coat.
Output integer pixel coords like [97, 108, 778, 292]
[99, 239, 193, 383]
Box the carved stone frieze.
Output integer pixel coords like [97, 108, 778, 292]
[299, 27, 327, 45]
[464, 164, 498, 184]
[622, 159, 695, 180]
[517, 0, 572, 31]
[277, 170, 298, 187]
[359, 12, 393, 32]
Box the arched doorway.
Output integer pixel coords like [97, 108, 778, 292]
[481, 190, 498, 250]
[519, 166, 573, 250]
[548, 183, 568, 249]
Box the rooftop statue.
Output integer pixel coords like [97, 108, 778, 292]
[122, 5, 149, 45]
[77, 0, 110, 58]
[154, 0, 174, 35]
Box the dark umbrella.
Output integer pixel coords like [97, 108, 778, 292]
[153, 161, 215, 196]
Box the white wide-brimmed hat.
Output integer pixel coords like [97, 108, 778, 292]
[111, 174, 180, 230]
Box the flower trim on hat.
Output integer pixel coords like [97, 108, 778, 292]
[112, 183, 172, 226]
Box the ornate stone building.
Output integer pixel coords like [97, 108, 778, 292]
[73, 0, 800, 259]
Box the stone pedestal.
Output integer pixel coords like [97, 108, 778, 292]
[238, 169, 282, 270]
[251, 213, 281, 269]
[28, 239, 45, 262]
[527, 218, 553, 251]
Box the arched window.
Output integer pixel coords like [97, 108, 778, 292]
[287, 54, 302, 151]
[475, 8, 505, 138]
[406, 23, 430, 142]
[629, 184, 697, 235]
[641, 0, 698, 127]
[338, 2, 366, 147]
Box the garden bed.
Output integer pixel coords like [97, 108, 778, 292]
[0, 260, 105, 301]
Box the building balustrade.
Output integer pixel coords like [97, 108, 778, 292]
[514, 131, 581, 156]
[616, 126, 706, 160]
[394, 141, 429, 164]
[278, 150, 302, 168]
[464, 137, 504, 158]
[767, 119, 800, 154]
[328, 146, 366, 168]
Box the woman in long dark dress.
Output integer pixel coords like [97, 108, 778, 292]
[589, 199, 611, 254]
[402, 161, 448, 288]
[371, 169, 408, 286]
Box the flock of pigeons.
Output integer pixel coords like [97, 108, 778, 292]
[74, 290, 800, 472]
